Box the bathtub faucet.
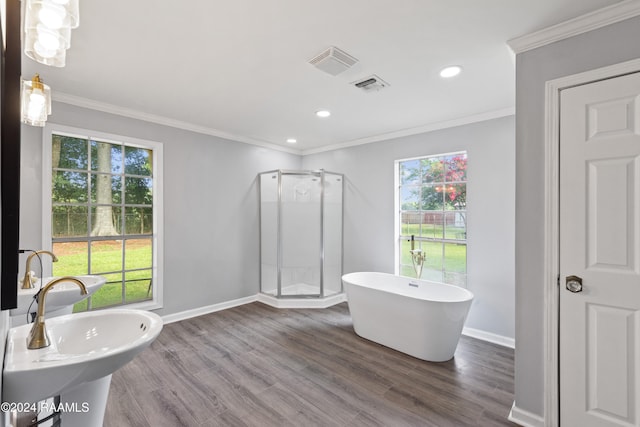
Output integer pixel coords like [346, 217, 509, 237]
[408, 235, 426, 279]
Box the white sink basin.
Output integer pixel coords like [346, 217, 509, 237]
[10, 275, 106, 317]
[3, 309, 163, 403]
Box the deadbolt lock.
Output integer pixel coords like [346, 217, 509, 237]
[566, 275, 583, 293]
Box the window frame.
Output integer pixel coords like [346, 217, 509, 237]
[394, 151, 468, 286]
[42, 123, 164, 311]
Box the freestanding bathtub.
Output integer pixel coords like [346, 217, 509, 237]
[342, 272, 473, 362]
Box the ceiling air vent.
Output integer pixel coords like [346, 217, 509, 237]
[352, 75, 390, 92]
[309, 46, 358, 76]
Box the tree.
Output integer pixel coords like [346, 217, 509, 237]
[437, 155, 467, 232]
[400, 155, 467, 233]
[52, 135, 89, 236]
[91, 142, 119, 236]
[403, 155, 467, 210]
[439, 154, 467, 211]
[52, 137, 153, 237]
[123, 147, 152, 234]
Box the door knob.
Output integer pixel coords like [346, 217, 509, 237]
[566, 275, 583, 293]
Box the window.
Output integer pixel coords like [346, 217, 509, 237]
[396, 152, 467, 286]
[44, 125, 163, 311]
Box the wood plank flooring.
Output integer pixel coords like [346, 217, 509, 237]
[104, 302, 516, 426]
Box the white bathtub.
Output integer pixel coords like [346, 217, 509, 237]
[342, 272, 473, 362]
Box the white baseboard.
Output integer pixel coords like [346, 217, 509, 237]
[161, 295, 258, 324]
[508, 402, 545, 427]
[462, 327, 515, 349]
[160, 292, 347, 324]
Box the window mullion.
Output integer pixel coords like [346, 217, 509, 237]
[120, 144, 126, 306]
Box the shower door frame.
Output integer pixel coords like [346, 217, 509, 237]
[258, 169, 344, 299]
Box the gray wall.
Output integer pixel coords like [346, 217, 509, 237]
[21, 106, 515, 339]
[303, 115, 516, 340]
[19, 102, 301, 317]
[514, 16, 640, 417]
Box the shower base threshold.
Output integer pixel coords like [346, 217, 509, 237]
[258, 284, 346, 308]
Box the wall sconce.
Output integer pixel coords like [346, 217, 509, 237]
[23, 0, 79, 67]
[21, 74, 52, 126]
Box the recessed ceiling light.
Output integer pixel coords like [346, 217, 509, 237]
[440, 66, 462, 78]
[286, 138, 297, 144]
[316, 110, 331, 118]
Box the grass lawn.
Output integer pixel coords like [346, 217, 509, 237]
[52, 240, 153, 311]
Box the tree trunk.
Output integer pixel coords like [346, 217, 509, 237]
[52, 137, 61, 169]
[91, 143, 119, 236]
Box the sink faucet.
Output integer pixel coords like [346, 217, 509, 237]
[22, 250, 58, 289]
[27, 277, 87, 350]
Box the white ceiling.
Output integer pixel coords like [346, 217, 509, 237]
[23, 0, 623, 153]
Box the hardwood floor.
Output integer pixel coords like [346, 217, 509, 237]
[104, 302, 516, 426]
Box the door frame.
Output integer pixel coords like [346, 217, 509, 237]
[542, 57, 640, 427]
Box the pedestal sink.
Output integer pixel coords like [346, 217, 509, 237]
[10, 275, 107, 323]
[3, 309, 163, 425]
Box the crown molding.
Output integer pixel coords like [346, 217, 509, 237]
[301, 107, 515, 156]
[53, 92, 515, 157]
[507, 0, 640, 54]
[52, 92, 303, 155]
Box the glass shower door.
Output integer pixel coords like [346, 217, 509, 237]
[280, 172, 322, 297]
[323, 172, 343, 296]
[259, 172, 278, 296]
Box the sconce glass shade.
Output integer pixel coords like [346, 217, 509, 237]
[24, 0, 78, 67]
[24, 27, 68, 67]
[21, 74, 52, 127]
[26, 0, 79, 29]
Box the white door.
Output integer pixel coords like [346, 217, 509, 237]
[560, 71, 640, 426]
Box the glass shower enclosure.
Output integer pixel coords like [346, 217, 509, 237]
[259, 170, 343, 299]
